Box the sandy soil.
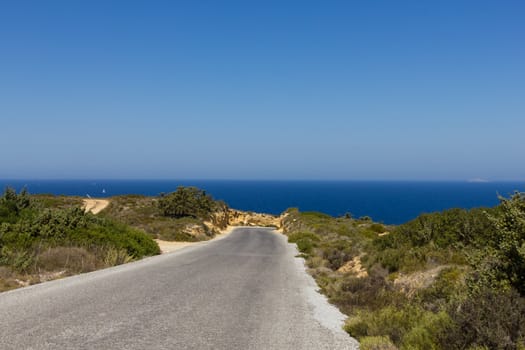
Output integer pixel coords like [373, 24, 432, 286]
[83, 199, 110, 214]
[155, 226, 237, 254]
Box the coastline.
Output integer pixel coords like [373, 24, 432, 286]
[3, 179, 524, 224]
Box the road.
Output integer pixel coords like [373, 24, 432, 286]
[0, 228, 359, 350]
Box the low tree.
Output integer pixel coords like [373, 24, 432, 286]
[158, 186, 216, 219]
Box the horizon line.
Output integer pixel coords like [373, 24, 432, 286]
[1, 178, 524, 183]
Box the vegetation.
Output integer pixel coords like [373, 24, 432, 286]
[0, 185, 229, 291]
[101, 187, 229, 242]
[158, 186, 218, 219]
[283, 192, 525, 349]
[0, 188, 159, 291]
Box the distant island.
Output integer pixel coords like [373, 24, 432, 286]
[467, 178, 490, 183]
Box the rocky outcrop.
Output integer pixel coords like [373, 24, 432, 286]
[227, 209, 282, 228]
[182, 223, 212, 241]
[194, 209, 285, 241]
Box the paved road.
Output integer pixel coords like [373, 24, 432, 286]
[0, 228, 359, 349]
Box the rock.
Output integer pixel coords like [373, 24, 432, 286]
[228, 209, 282, 228]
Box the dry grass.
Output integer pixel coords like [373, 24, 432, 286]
[36, 247, 99, 273]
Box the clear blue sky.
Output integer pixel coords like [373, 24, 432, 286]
[1, 1, 524, 180]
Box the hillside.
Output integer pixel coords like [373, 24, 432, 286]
[282, 193, 525, 349]
[100, 189, 281, 241]
[0, 189, 160, 292]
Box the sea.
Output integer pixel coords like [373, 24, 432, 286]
[1, 180, 524, 225]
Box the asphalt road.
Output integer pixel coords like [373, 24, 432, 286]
[0, 227, 359, 350]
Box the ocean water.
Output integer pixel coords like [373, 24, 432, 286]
[1, 180, 524, 225]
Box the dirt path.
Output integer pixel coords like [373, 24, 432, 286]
[83, 199, 110, 214]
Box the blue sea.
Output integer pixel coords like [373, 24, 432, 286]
[1, 180, 524, 225]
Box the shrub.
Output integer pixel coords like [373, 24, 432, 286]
[76, 220, 160, 258]
[359, 336, 398, 350]
[329, 275, 406, 314]
[345, 305, 451, 349]
[288, 231, 320, 255]
[401, 310, 452, 350]
[485, 192, 525, 294]
[321, 242, 355, 270]
[392, 207, 495, 249]
[346, 306, 418, 344]
[445, 287, 525, 349]
[103, 247, 134, 266]
[296, 238, 314, 254]
[288, 231, 321, 243]
[370, 223, 386, 233]
[373, 247, 426, 273]
[158, 186, 217, 219]
[0, 187, 31, 219]
[418, 267, 466, 311]
[0, 247, 33, 272]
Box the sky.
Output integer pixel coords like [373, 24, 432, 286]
[1, 1, 524, 180]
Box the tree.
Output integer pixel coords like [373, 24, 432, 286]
[158, 186, 216, 219]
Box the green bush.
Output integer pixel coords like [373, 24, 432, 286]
[359, 336, 397, 350]
[401, 311, 451, 350]
[393, 208, 495, 249]
[346, 306, 418, 344]
[346, 305, 451, 349]
[158, 186, 217, 219]
[0, 187, 31, 219]
[296, 238, 314, 254]
[288, 231, 320, 255]
[287, 231, 321, 243]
